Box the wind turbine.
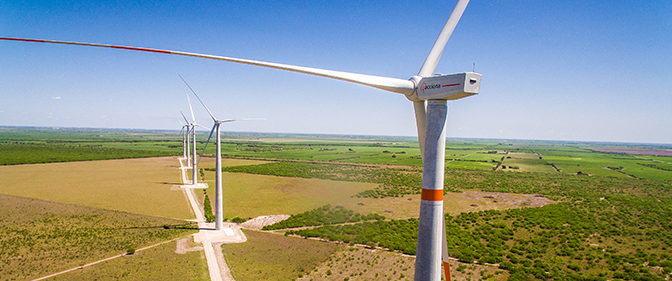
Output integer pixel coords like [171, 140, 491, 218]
[179, 117, 189, 160]
[185, 94, 200, 185]
[180, 75, 235, 231]
[0, 0, 479, 279]
[180, 111, 192, 168]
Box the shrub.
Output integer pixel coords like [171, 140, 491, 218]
[231, 217, 247, 223]
[203, 193, 215, 223]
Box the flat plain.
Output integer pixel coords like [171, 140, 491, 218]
[200, 168, 376, 219]
[0, 194, 196, 281]
[0, 157, 193, 219]
[220, 230, 339, 281]
[50, 239, 209, 281]
[2, 128, 671, 280]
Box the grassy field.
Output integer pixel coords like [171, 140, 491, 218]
[299, 246, 507, 281]
[500, 152, 556, 172]
[50, 239, 209, 281]
[199, 169, 376, 219]
[341, 191, 555, 220]
[196, 157, 270, 170]
[0, 142, 174, 165]
[221, 230, 339, 281]
[0, 157, 193, 219]
[0, 194, 196, 281]
[287, 170, 672, 280]
[3, 127, 672, 280]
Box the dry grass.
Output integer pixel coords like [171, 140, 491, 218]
[197, 159, 375, 218]
[0, 156, 193, 219]
[341, 191, 555, 220]
[0, 194, 196, 281]
[195, 157, 553, 220]
[50, 239, 209, 281]
[221, 230, 339, 281]
[300, 246, 508, 281]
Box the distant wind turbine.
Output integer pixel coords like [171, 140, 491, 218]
[179, 117, 189, 160]
[185, 95, 200, 185]
[0, 1, 480, 279]
[180, 111, 192, 167]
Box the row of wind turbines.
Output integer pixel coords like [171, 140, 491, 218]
[1, 0, 481, 279]
[178, 75, 237, 231]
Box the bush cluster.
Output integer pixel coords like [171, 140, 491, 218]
[263, 205, 384, 230]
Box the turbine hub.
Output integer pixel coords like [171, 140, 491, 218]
[404, 76, 424, 102]
[406, 72, 481, 102]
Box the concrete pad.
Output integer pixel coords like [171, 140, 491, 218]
[193, 223, 246, 244]
[180, 183, 209, 189]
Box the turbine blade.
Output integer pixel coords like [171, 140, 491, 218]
[179, 74, 217, 121]
[198, 124, 217, 165]
[180, 111, 190, 124]
[442, 214, 451, 281]
[413, 101, 427, 159]
[0, 37, 415, 95]
[185, 92, 196, 122]
[417, 0, 470, 77]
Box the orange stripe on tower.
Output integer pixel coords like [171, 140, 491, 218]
[420, 188, 443, 201]
[443, 261, 451, 281]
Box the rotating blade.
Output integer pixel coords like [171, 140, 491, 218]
[0, 37, 415, 95]
[197, 123, 217, 166]
[417, 0, 470, 77]
[179, 74, 217, 121]
[180, 111, 190, 125]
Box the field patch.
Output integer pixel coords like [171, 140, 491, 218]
[0, 157, 193, 219]
[200, 171, 375, 219]
[299, 246, 507, 281]
[341, 191, 555, 220]
[195, 157, 269, 170]
[0, 142, 174, 165]
[583, 146, 672, 156]
[0, 194, 196, 281]
[221, 230, 339, 281]
[50, 239, 208, 281]
[499, 152, 556, 173]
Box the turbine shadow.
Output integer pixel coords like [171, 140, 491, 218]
[121, 223, 198, 230]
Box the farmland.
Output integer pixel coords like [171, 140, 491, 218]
[0, 157, 193, 219]
[50, 239, 209, 281]
[0, 194, 197, 280]
[197, 169, 376, 219]
[220, 230, 340, 281]
[2, 127, 671, 280]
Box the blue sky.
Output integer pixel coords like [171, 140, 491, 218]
[1, 0, 670, 143]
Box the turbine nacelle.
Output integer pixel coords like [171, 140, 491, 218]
[406, 72, 481, 102]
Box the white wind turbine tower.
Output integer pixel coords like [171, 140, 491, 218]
[179, 118, 189, 159]
[180, 75, 235, 231]
[184, 96, 200, 185]
[180, 111, 192, 168]
[1, 0, 479, 279]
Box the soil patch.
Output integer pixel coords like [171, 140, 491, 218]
[240, 215, 290, 230]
